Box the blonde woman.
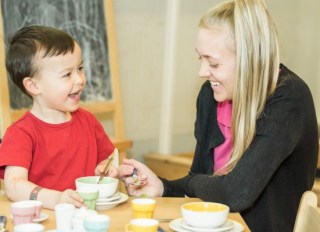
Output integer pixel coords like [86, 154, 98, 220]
[119, 0, 318, 231]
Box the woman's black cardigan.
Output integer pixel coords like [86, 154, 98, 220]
[161, 64, 319, 232]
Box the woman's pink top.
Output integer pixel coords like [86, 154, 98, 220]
[214, 101, 233, 173]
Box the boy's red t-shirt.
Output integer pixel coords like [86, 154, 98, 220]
[0, 108, 114, 191]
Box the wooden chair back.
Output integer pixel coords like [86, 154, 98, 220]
[293, 191, 320, 232]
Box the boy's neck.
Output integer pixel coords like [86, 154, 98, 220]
[30, 107, 72, 124]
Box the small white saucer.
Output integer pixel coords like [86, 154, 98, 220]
[126, 227, 165, 232]
[33, 212, 49, 223]
[11, 212, 48, 223]
[181, 218, 233, 232]
[47, 229, 79, 232]
[96, 191, 121, 203]
[95, 192, 128, 211]
[169, 218, 244, 232]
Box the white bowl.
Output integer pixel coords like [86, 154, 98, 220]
[181, 202, 229, 228]
[75, 176, 118, 199]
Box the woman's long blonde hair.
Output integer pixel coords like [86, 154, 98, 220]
[199, 0, 280, 173]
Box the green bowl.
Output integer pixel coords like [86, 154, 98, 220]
[75, 176, 118, 199]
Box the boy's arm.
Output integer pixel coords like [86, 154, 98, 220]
[4, 166, 84, 209]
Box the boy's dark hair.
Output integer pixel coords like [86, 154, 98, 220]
[5, 25, 76, 97]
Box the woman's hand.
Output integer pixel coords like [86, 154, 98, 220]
[118, 158, 164, 197]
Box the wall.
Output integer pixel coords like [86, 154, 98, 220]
[267, 0, 320, 118]
[113, 0, 320, 161]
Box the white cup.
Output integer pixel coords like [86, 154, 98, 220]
[14, 223, 44, 232]
[55, 203, 75, 231]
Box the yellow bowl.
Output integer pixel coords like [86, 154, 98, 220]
[181, 202, 229, 228]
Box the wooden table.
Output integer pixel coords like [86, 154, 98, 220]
[0, 194, 250, 231]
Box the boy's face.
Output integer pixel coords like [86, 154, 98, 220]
[33, 43, 86, 114]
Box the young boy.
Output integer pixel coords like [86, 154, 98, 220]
[0, 25, 118, 209]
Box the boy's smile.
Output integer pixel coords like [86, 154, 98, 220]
[68, 90, 82, 101]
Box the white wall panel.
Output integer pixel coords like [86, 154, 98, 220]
[113, 0, 320, 161]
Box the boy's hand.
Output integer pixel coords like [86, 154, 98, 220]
[95, 159, 119, 178]
[106, 166, 118, 178]
[59, 189, 85, 208]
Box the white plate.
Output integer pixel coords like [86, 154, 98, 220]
[33, 212, 49, 223]
[95, 192, 128, 211]
[96, 191, 121, 203]
[169, 218, 244, 232]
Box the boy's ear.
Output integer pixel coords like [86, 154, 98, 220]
[23, 77, 40, 96]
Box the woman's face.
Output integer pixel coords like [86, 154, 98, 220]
[196, 25, 236, 102]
